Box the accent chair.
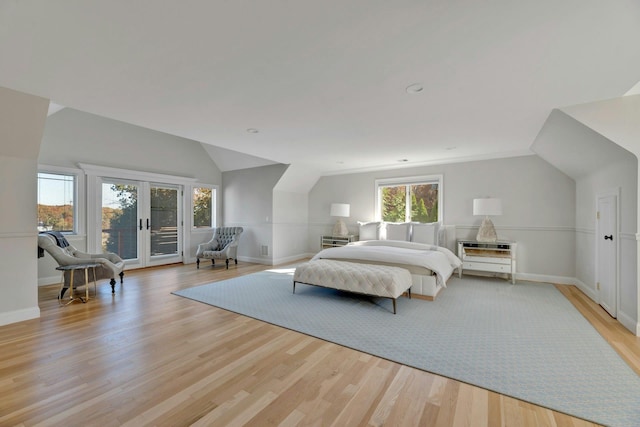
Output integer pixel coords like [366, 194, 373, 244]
[196, 227, 243, 269]
[38, 232, 125, 297]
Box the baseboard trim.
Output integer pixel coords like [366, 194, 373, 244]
[516, 272, 577, 286]
[0, 306, 40, 326]
[516, 274, 599, 301]
[572, 278, 598, 301]
[237, 254, 313, 266]
[617, 310, 639, 336]
[237, 256, 272, 265]
[39, 275, 59, 286]
[271, 253, 314, 266]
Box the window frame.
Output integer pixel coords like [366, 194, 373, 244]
[37, 165, 85, 235]
[374, 174, 443, 223]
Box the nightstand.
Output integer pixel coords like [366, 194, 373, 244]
[321, 235, 358, 249]
[457, 240, 517, 284]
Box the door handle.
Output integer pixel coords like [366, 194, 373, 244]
[146, 218, 150, 230]
[604, 235, 613, 241]
[139, 219, 143, 231]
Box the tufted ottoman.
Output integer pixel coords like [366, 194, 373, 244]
[293, 259, 412, 314]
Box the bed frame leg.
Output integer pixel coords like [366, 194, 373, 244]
[293, 281, 296, 294]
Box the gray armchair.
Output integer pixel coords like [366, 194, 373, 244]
[196, 227, 243, 269]
[38, 232, 125, 296]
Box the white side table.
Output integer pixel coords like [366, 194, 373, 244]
[321, 235, 358, 249]
[457, 240, 517, 284]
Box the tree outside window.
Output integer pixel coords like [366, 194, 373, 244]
[378, 176, 441, 223]
[37, 172, 75, 232]
[193, 187, 216, 228]
[103, 184, 138, 259]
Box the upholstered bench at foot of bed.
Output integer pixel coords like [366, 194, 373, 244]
[292, 259, 412, 314]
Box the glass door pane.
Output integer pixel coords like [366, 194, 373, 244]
[150, 184, 179, 258]
[102, 181, 139, 262]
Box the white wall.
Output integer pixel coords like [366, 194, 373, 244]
[37, 108, 223, 282]
[273, 190, 310, 264]
[0, 87, 49, 326]
[309, 155, 577, 280]
[41, 108, 222, 181]
[222, 164, 289, 264]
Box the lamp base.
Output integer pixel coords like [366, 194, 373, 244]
[476, 217, 497, 242]
[332, 219, 348, 237]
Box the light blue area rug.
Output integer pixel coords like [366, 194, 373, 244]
[173, 269, 640, 426]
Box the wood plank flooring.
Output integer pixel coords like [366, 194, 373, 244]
[1, 261, 638, 426]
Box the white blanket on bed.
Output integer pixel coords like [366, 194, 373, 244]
[311, 240, 462, 288]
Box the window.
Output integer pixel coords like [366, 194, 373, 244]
[375, 175, 442, 223]
[37, 172, 76, 233]
[192, 186, 216, 228]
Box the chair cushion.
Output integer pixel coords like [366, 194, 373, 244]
[202, 250, 224, 259]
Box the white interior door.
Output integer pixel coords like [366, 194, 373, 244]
[596, 192, 618, 318]
[101, 179, 182, 268]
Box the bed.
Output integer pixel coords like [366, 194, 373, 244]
[310, 222, 462, 300]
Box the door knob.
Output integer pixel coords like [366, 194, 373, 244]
[604, 235, 613, 240]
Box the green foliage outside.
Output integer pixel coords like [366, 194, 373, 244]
[381, 184, 438, 223]
[381, 186, 406, 222]
[193, 188, 213, 228]
[104, 185, 138, 259]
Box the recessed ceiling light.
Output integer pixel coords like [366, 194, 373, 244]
[247, 128, 259, 133]
[405, 83, 424, 94]
[398, 159, 409, 162]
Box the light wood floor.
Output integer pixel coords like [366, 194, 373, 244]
[1, 262, 639, 427]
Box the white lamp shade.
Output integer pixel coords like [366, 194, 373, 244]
[473, 198, 502, 216]
[330, 203, 350, 217]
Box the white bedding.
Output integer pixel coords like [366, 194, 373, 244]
[311, 240, 462, 288]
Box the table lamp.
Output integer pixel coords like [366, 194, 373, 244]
[473, 198, 502, 242]
[330, 203, 350, 237]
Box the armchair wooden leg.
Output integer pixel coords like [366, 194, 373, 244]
[110, 278, 116, 294]
[119, 271, 124, 284]
[225, 259, 229, 269]
[196, 258, 200, 269]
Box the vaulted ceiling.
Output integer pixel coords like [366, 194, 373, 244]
[1, 1, 639, 180]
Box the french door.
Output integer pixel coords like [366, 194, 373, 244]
[101, 179, 183, 268]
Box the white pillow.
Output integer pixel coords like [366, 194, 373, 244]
[411, 222, 440, 245]
[385, 222, 411, 241]
[358, 221, 382, 240]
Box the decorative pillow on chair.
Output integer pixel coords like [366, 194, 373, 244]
[411, 222, 440, 245]
[385, 222, 411, 241]
[358, 221, 382, 241]
[210, 238, 220, 250]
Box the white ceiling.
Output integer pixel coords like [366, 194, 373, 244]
[1, 1, 639, 175]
